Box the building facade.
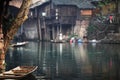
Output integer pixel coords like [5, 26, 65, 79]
[23, 0, 96, 41]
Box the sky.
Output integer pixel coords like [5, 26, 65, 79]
[9, 0, 45, 8]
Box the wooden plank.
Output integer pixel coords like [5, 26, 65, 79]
[0, 66, 38, 79]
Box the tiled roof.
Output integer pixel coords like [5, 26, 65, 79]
[31, 0, 98, 9]
[77, 0, 96, 9]
[52, 0, 77, 5]
[91, 0, 102, 1]
[53, 0, 96, 9]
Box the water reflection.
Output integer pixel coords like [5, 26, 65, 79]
[5, 42, 120, 80]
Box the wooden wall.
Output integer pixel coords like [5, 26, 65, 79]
[57, 5, 77, 24]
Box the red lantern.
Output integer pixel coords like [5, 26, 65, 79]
[109, 15, 113, 23]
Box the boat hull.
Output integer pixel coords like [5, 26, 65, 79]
[0, 66, 38, 79]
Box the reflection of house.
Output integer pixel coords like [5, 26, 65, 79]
[24, 0, 97, 41]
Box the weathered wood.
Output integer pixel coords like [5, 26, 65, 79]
[36, 7, 41, 40]
[0, 66, 38, 79]
[52, 24, 55, 40]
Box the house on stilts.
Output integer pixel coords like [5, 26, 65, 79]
[23, 0, 98, 41]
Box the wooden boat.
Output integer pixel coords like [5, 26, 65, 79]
[11, 41, 28, 47]
[88, 39, 101, 43]
[0, 66, 38, 79]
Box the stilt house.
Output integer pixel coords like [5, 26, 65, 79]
[24, 0, 97, 41]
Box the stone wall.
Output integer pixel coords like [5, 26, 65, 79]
[74, 20, 89, 39]
[107, 33, 120, 40]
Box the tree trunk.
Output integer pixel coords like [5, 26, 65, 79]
[4, 0, 31, 53]
[0, 0, 31, 72]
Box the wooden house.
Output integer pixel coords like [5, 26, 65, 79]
[24, 0, 97, 41]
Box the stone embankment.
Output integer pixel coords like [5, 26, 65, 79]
[101, 33, 120, 44]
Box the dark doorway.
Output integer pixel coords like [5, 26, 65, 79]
[41, 28, 45, 41]
[50, 30, 53, 40]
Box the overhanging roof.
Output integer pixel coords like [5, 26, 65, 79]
[30, 0, 97, 9]
[30, 0, 49, 8]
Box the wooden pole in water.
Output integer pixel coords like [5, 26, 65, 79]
[37, 8, 41, 41]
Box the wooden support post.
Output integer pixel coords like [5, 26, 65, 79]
[52, 25, 55, 40]
[43, 18, 46, 40]
[37, 8, 41, 41]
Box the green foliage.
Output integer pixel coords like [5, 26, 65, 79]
[98, 2, 104, 7]
[0, 50, 2, 54]
[68, 34, 78, 40]
[3, 62, 7, 66]
[98, 0, 113, 7]
[87, 25, 97, 34]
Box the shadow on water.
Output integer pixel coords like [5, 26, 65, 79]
[19, 74, 37, 80]
[5, 41, 120, 80]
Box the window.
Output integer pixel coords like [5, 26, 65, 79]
[80, 10, 92, 16]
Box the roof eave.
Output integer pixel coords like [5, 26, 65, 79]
[30, 0, 50, 9]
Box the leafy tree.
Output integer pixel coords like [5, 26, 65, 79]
[87, 0, 119, 40]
